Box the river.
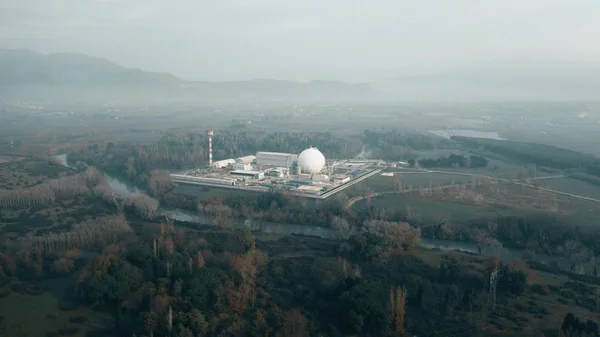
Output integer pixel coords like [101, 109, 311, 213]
[55, 153, 339, 238]
[55, 154, 579, 272]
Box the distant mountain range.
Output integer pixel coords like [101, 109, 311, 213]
[0, 49, 372, 103]
[2, 49, 600, 102]
[372, 59, 600, 101]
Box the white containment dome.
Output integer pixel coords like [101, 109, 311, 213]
[298, 147, 326, 174]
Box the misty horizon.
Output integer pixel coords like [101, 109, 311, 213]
[2, 0, 600, 82]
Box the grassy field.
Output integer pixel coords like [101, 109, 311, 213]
[174, 183, 262, 201]
[0, 278, 114, 337]
[354, 191, 524, 224]
[355, 179, 600, 229]
[535, 177, 600, 200]
[0, 159, 71, 189]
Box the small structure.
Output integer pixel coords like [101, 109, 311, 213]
[266, 167, 287, 177]
[230, 170, 264, 179]
[333, 174, 351, 184]
[311, 174, 329, 182]
[296, 185, 323, 195]
[170, 174, 236, 186]
[287, 179, 314, 186]
[234, 162, 252, 170]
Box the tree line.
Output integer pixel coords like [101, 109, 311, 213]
[69, 131, 364, 187]
[0, 167, 103, 209]
[452, 136, 600, 177]
[418, 154, 488, 169]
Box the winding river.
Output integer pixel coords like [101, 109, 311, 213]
[56, 154, 578, 272]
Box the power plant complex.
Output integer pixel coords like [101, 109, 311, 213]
[170, 130, 383, 199]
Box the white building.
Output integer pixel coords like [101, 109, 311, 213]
[266, 168, 287, 177]
[230, 170, 264, 179]
[234, 162, 253, 170]
[311, 174, 330, 182]
[212, 158, 236, 169]
[297, 147, 326, 174]
[256, 151, 297, 168]
[236, 155, 256, 164]
[333, 174, 351, 184]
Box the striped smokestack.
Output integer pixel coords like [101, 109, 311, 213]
[207, 129, 214, 167]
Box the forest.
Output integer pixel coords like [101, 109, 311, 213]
[452, 136, 600, 176]
[362, 129, 454, 161]
[1, 200, 536, 337]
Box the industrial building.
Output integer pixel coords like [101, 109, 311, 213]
[171, 174, 236, 186]
[172, 129, 383, 199]
[256, 152, 297, 168]
[266, 167, 288, 177]
[230, 170, 264, 179]
[212, 158, 236, 169]
[236, 155, 256, 164]
[233, 162, 253, 170]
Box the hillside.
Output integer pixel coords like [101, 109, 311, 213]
[0, 49, 372, 103]
[372, 59, 600, 101]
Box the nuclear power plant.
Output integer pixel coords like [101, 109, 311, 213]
[170, 128, 383, 199]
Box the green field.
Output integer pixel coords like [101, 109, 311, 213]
[0, 278, 113, 337]
[363, 172, 482, 193]
[354, 192, 527, 224]
[355, 180, 600, 230]
[536, 177, 600, 200]
[174, 183, 260, 201]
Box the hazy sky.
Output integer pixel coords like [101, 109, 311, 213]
[1, 0, 600, 81]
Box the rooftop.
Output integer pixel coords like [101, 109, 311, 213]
[230, 170, 262, 175]
[256, 151, 296, 156]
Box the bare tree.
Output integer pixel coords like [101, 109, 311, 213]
[390, 286, 408, 336]
[331, 216, 351, 238]
[563, 240, 589, 273]
[363, 220, 420, 249]
[132, 195, 160, 220]
[473, 229, 489, 255]
[281, 309, 309, 337]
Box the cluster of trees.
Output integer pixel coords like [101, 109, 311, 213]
[0, 198, 541, 337]
[362, 220, 421, 250]
[195, 192, 347, 228]
[418, 154, 488, 169]
[561, 313, 600, 337]
[0, 166, 103, 209]
[28, 215, 132, 254]
[452, 136, 600, 177]
[72, 221, 300, 336]
[361, 129, 455, 161]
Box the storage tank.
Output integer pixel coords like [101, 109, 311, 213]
[297, 147, 326, 174]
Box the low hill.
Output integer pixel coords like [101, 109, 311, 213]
[0, 49, 372, 103]
[372, 59, 600, 101]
